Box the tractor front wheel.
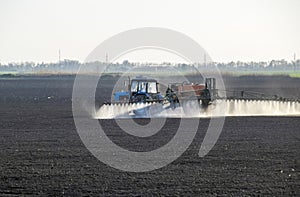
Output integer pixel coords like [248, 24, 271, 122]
[131, 94, 147, 103]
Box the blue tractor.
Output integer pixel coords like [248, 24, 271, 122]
[108, 76, 217, 117]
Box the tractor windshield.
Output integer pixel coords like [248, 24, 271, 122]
[147, 82, 157, 93]
[130, 80, 157, 94]
[139, 82, 147, 93]
[131, 81, 138, 92]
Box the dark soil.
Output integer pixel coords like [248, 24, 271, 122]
[0, 75, 299, 196]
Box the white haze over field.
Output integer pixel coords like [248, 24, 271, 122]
[94, 100, 300, 119]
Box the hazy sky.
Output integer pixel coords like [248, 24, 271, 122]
[0, 0, 299, 63]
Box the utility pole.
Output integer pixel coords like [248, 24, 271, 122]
[204, 53, 207, 68]
[293, 53, 296, 72]
[59, 49, 61, 63]
[106, 53, 108, 64]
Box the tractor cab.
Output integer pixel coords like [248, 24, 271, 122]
[130, 78, 158, 96]
[129, 77, 163, 103]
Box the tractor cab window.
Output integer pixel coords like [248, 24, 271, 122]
[139, 82, 147, 93]
[148, 82, 157, 93]
[131, 81, 138, 92]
